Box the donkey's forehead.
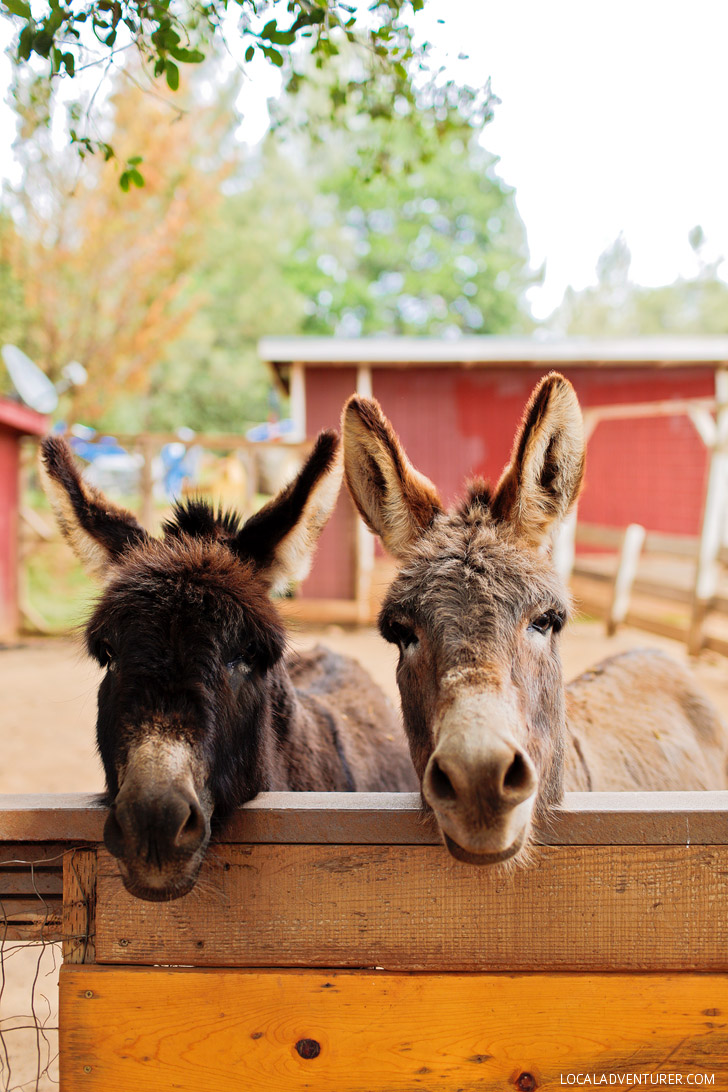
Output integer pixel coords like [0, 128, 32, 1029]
[386, 512, 565, 616]
[89, 537, 277, 631]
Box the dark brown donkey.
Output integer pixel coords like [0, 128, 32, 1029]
[41, 433, 416, 901]
[343, 374, 728, 866]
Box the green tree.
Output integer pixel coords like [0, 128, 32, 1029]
[3, 65, 239, 424]
[0, 212, 33, 375]
[137, 76, 535, 432]
[277, 91, 537, 336]
[553, 231, 728, 337]
[0, 0, 458, 181]
[139, 147, 313, 431]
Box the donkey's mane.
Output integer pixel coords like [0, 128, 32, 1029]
[459, 478, 493, 514]
[163, 498, 245, 543]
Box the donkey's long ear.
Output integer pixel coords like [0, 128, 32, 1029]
[39, 437, 149, 580]
[342, 395, 442, 558]
[491, 373, 584, 548]
[236, 430, 342, 595]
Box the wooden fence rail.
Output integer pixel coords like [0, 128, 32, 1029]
[570, 520, 728, 651]
[2, 791, 728, 1089]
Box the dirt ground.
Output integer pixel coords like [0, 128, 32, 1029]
[2, 620, 728, 1089]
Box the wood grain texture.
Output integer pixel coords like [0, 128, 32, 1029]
[95, 843, 728, 971]
[5, 791, 728, 845]
[59, 966, 728, 1092]
[63, 848, 97, 964]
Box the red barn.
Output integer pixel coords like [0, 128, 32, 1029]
[0, 398, 48, 639]
[259, 336, 728, 619]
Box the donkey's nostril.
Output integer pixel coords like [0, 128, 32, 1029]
[103, 805, 127, 859]
[502, 751, 533, 795]
[175, 799, 206, 850]
[429, 759, 458, 802]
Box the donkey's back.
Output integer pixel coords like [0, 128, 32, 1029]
[565, 648, 728, 792]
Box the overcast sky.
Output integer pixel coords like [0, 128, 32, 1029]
[2, 0, 728, 319]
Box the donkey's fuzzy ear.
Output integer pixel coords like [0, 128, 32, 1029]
[342, 395, 442, 559]
[491, 373, 585, 548]
[236, 429, 342, 595]
[39, 437, 149, 580]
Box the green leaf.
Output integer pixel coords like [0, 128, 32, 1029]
[3, 0, 32, 18]
[165, 59, 179, 89]
[62, 51, 75, 76]
[104, 28, 116, 45]
[261, 45, 283, 66]
[260, 18, 295, 45]
[169, 46, 205, 63]
[154, 56, 165, 76]
[129, 167, 145, 188]
[245, 44, 254, 62]
[46, 6, 65, 33]
[127, 155, 143, 165]
[119, 171, 130, 192]
[32, 28, 54, 56]
[17, 24, 34, 59]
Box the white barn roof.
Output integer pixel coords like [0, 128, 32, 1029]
[259, 336, 728, 368]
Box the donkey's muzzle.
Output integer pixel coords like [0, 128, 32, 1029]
[104, 788, 207, 861]
[424, 689, 538, 862]
[104, 784, 211, 901]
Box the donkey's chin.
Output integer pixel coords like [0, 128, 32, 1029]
[116, 862, 203, 902]
[442, 831, 526, 866]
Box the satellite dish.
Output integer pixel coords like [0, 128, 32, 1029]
[2, 344, 58, 414]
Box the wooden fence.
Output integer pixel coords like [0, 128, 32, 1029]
[2, 791, 728, 1089]
[566, 390, 728, 656]
[569, 520, 728, 655]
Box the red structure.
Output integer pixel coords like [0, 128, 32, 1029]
[0, 398, 47, 638]
[259, 337, 728, 614]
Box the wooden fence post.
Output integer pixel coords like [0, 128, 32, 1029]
[689, 368, 728, 654]
[607, 523, 646, 636]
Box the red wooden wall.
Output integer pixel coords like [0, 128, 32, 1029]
[0, 400, 47, 637]
[300, 364, 715, 601]
[0, 428, 20, 637]
[300, 368, 358, 600]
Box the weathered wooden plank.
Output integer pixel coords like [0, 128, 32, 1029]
[59, 966, 728, 1092]
[94, 843, 728, 971]
[0, 794, 105, 841]
[1, 896, 62, 920]
[574, 523, 625, 548]
[0, 870, 62, 896]
[0, 919, 63, 941]
[6, 791, 728, 846]
[623, 612, 687, 642]
[63, 848, 97, 965]
[0, 842, 72, 865]
[704, 634, 728, 658]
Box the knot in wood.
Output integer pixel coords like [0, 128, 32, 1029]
[516, 1072, 537, 1091]
[295, 1038, 321, 1060]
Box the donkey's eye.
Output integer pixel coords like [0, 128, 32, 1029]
[226, 653, 251, 673]
[528, 611, 564, 636]
[389, 621, 419, 651]
[100, 641, 116, 668]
